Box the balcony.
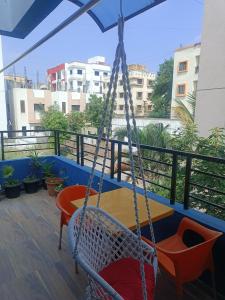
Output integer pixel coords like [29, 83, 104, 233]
[0, 130, 225, 300]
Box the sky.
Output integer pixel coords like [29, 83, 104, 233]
[1, 0, 204, 82]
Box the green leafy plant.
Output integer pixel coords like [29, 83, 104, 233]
[41, 160, 55, 178]
[55, 183, 64, 193]
[2, 165, 20, 186]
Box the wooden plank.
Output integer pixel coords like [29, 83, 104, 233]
[72, 187, 174, 230]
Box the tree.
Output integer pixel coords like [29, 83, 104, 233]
[85, 95, 104, 129]
[149, 58, 174, 118]
[41, 104, 68, 131]
[67, 111, 86, 133]
[174, 94, 196, 126]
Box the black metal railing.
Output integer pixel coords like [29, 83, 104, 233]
[1, 129, 225, 218]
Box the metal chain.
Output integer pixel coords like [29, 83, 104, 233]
[97, 44, 121, 207]
[119, 17, 147, 300]
[73, 44, 121, 255]
[122, 43, 157, 251]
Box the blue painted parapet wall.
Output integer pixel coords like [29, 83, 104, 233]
[0, 155, 225, 296]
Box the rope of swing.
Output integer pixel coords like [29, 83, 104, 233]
[73, 13, 157, 300]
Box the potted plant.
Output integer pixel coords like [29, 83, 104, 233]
[2, 165, 21, 199]
[41, 160, 55, 189]
[23, 175, 40, 194]
[23, 151, 41, 194]
[46, 177, 64, 196]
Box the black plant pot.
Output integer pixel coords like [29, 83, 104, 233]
[23, 179, 40, 194]
[5, 183, 21, 199]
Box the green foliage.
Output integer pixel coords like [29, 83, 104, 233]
[115, 122, 225, 219]
[85, 95, 104, 129]
[41, 160, 55, 178]
[41, 104, 68, 131]
[174, 94, 196, 125]
[67, 111, 86, 133]
[149, 58, 174, 118]
[2, 165, 19, 186]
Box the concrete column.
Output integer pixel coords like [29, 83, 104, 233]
[195, 0, 225, 136]
[0, 36, 7, 130]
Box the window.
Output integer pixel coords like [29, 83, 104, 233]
[114, 105, 117, 110]
[148, 105, 152, 111]
[119, 105, 124, 110]
[178, 61, 188, 72]
[69, 81, 73, 90]
[176, 84, 186, 96]
[119, 92, 124, 98]
[34, 104, 45, 112]
[94, 82, 100, 86]
[148, 80, 154, 87]
[137, 79, 143, 85]
[137, 92, 143, 99]
[72, 105, 80, 111]
[137, 105, 142, 111]
[20, 100, 25, 113]
[119, 80, 123, 86]
[95, 71, 100, 76]
[148, 93, 152, 99]
[62, 102, 66, 113]
[70, 69, 73, 75]
[77, 69, 83, 75]
[77, 81, 82, 86]
[103, 72, 108, 76]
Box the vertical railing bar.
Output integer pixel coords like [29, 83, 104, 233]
[117, 142, 122, 182]
[54, 130, 58, 155]
[110, 141, 115, 179]
[1, 132, 5, 161]
[184, 155, 192, 209]
[76, 134, 80, 164]
[170, 153, 178, 205]
[57, 131, 61, 156]
[80, 135, 84, 166]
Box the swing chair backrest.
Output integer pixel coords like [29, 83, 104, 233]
[68, 206, 157, 299]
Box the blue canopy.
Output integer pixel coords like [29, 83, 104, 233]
[0, 0, 63, 38]
[0, 0, 166, 39]
[69, 0, 166, 32]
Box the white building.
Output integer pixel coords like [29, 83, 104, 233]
[171, 43, 201, 118]
[7, 88, 86, 131]
[195, 0, 225, 136]
[47, 56, 111, 103]
[114, 64, 155, 117]
[0, 36, 7, 130]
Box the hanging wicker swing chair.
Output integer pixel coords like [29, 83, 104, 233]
[68, 14, 158, 300]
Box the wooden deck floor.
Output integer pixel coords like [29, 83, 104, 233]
[0, 189, 215, 300]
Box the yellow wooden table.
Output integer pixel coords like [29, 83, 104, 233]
[71, 187, 174, 230]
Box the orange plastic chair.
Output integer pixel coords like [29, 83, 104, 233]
[142, 217, 222, 299]
[56, 185, 98, 250]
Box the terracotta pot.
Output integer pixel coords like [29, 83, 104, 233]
[46, 177, 64, 197]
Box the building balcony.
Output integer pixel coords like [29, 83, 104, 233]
[0, 130, 225, 300]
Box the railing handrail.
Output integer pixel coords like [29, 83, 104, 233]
[67, 132, 225, 164]
[1, 129, 225, 216]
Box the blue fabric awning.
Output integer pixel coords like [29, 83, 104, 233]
[69, 0, 166, 32]
[0, 0, 63, 38]
[0, 0, 166, 39]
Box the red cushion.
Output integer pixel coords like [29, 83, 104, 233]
[99, 257, 155, 300]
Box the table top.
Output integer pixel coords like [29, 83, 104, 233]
[71, 187, 174, 230]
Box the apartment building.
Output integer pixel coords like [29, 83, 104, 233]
[114, 64, 155, 117]
[171, 43, 201, 118]
[47, 56, 111, 102]
[6, 87, 86, 132]
[195, 0, 225, 136]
